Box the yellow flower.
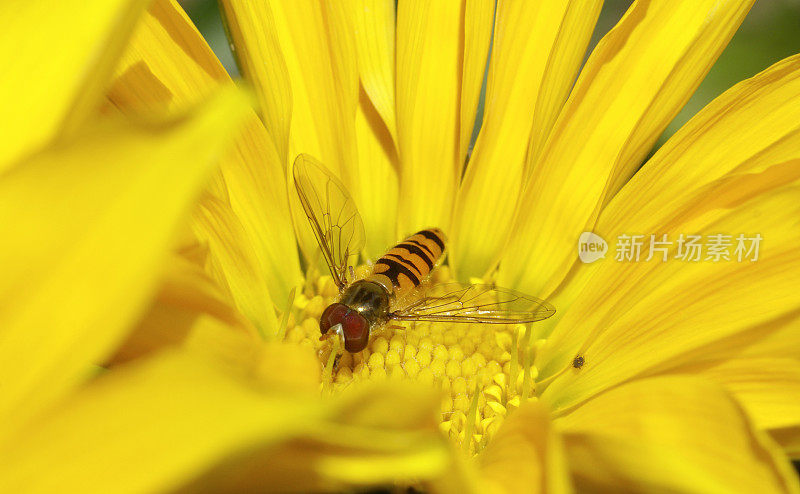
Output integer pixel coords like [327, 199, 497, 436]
[0, 2, 450, 493]
[3, 0, 800, 493]
[0, 0, 254, 436]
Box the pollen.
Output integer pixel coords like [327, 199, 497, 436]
[284, 265, 539, 455]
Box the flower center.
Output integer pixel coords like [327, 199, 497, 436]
[283, 266, 540, 454]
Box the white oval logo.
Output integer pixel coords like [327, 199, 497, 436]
[578, 232, 608, 263]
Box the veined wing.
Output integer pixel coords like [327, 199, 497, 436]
[293, 154, 365, 289]
[391, 282, 555, 324]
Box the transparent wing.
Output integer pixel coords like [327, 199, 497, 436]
[391, 282, 555, 324]
[293, 154, 365, 289]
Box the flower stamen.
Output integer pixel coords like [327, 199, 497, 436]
[286, 266, 544, 454]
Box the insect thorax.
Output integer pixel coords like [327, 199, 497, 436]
[340, 280, 391, 328]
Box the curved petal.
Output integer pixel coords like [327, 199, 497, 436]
[458, 0, 495, 166]
[538, 183, 800, 413]
[0, 350, 449, 493]
[500, 0, 754, 296]
[264, 0, 358, 177]
[243, 1, 362, 266]
[479, 401, 572, 494]
[395, 0, 464, 235]
[0, 88, 249, 439]
[557, 377, 800, 493]
[109, 0, 303, 304]
[346, 0, 398, 144]
[0, 0, 149, 168]
[535, 55, 800, 407]
[355, 90, 400, 258]
[183, 318, 319, 392]
[192, 196, 278, 339]
[451, 0, 602, 280]
[597, 54, 800, 243]
[673, 358, 800, 432]
[218, 0, 292, 161]
[108, 254, 253, 365]
[333, 3, 400, 257]
[541, 54, 800, 338]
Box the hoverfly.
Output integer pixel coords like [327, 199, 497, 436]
[293, 154, 555, 353]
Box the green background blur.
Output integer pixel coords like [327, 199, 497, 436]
[178, 0, 800, 149]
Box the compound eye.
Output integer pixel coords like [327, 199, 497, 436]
[342, 312, 369, 353]
[319, 303, 349, 334]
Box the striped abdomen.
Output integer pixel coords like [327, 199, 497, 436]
[368, 228, 446, 299]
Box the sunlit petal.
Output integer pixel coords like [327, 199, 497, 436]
[674, 358, 800, 432]
[193, 196, 279, 338]
[0, 0, 149, 168]
[218, 0, 292, 160]
[501, 0, 753, 296]
[109, 0, 303, 303]
[346, 0, 398, 144]
[108, 254, 252, 365]
[458, 0, 495, 166]
[355, 91, 400, 258]
[0, 349, 446, 493]
[396, 0, 463, 235]
[542, 54, 800, 337]
[539, 184, 800, 412]
[480, 401, 572, 494]
[451, 0, 602, 279]
[329, 3, 399, 258]
[0, 88, 249, 438]
[558, 377, 800, 493]
[267, 0, 358, 176]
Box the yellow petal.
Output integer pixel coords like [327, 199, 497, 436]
[0, 0, 149, 168]
[500, 0, 753, 296]
[192, 195, 278, 339]
[687, 312, 800, 364]
[557, 377, 800, 493]
[541, 54, 800, 339]
[598, 54, 800, 245]
[458, 0, 494, 165]
[346, 0, 398, 144]
[321, 2, 360, 173]
[0, 88, 249, 439]
[245, 1, 361, 266]
[217, 0, 292, 161]
[265, 0, 358, 176]
[355, 90, 401, 258]
[183, 317, 320, 392]
[0, 350, 319, 493]
[675, 358, 800, 432]
[329, 3, 399, 257]
[451, 0, 602, 279]
[109, 0, 303, 303]
[539, 184, 800, 413]
[108, 254, 252, 365]
[221, 125, 303, 305]
[0, 350, 448, 493]
[479, 400, 572, 494]
[109, 0, 228, 111]
[396, 0, 463, 235]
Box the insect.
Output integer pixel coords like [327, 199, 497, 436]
[572, 355, 585, 369]
[293, 154, 556, 353]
